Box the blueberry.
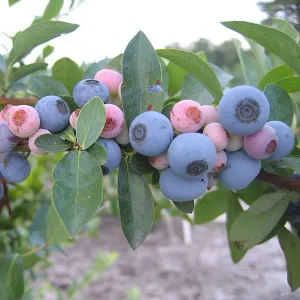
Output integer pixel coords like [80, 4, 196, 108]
[0, 181, 3, 198]
[0, 152, 31, 184]
[73, 79, 109, 107]
[168, 133, 217, 179]
[219, 150, 261, 190]
[159, 168, 208, 202]
[35, 96, 71, 133]
[286, 201, 300, 215]
[96, 138, 121, 175]
[218, 85, 270, 136]
[266, 121, 294, 161]
[129, 111, 174, 156]
[147, 85, 163, 93]
[0, 121, 19, 154]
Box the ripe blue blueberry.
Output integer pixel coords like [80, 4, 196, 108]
[0, 121, 19, 154]
[159, 168, 208, 202]
[168, 133, 217, 179]
[129, 111, 174, 156]
[266, 121, 294, 161]
[218, 85, 270, 136]
[286, 201, 300, 216]
[73, 79, 109, 107]
[35, 96, 70, 133]
[218, 150, 261, 190]
[147, 85, 163, 93]
[96, 138, 121, 175]
[0, 181, 3, 198]
[0, 152, 31, 184]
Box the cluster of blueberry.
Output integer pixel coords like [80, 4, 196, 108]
[128, 85, 295, 202]
[0, 67, 295, 204]
[0, 68, 125, 196]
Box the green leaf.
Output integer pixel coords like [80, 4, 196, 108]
[167, 62, 186, 97]
[157, 49, 223, 101]
[52, 57, 83, 94]
[0, 55, 7, 73]
[278, 227, 300, 292]
[130, 153, 154, 175]
[162, 102, 174, 119]
[20, 249, 40, 270]
[194, 190, 228, 224]
[0, 254, 24, 300]
[237, 180, 274, 205]
[264, 83, 294, 126]
[118, 158, 155, 249]
[281, 157, 300, 173]
[35, 134, 73, 153]
[8, 21, 79, 65]
[106, 54, 123, 73]
[159, 58, 169, 93]
[43, 45, 54, 58]
[151, 169, 160, 186]
[52, 151, 103, 236]
[46, 204, 71, 246]
[222, 21, 300, 75]
[226, 193, 247, 263]
[181, 63, 233, 105]
[84, 58, 111, 79]
[173, 201, 194, 214]
[229, 192, 291, 250]
[86, 143, 107, 165]
[39, 0, 64, 21]
[8, 62, 47, 84]
[9, 82, 27, 91]
[272, 18, 299, 43]
[58, 94, 79, 113]
[56, 125, 76, 142]
[28, 75, 69, 97]
[234, 39, 259, 86]
[258, 64, 294, 90]
[276, 77, 300, 93]
[122, 31, 164, 126]
[29, 203, 48, 246]
[76, 96, 106, 150]
[8, 0, 21, 6]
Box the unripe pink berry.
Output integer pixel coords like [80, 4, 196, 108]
[94, 68, 123, 96]
[28, 129, 51, 155]
[118, 83, 122, 100]
[244, 124, 278, 160]
[202, 105, 219, 127]
[69, 109, 81, 129]
[115, 124, 129, 145]
[207, 172, 218, 190]
[101, 104, 125, 138]
[170, 100, 205, 133]
[0, 104, 14, 121]
[212, 150, 227, 172]
[149, 152, 169, 170]
[225, 133, 243, 152]
[7, 105, 40, 138]
[203, 122, 230, 151]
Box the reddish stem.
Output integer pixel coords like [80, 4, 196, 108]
[0, 97, 38, 105]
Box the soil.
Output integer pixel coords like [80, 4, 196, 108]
[38, 216, 300, 300]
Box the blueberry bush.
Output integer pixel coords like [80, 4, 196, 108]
[2, 0, 300, 298]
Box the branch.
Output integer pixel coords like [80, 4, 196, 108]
[256, 170, 300, 191]
[0, 97, 38, 105]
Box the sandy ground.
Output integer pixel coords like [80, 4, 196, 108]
[37, 216, 300, 300]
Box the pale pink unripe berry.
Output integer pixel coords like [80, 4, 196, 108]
[225, 133, 243, 152]
[7, 105, 40, 138]
[115, 124, 129, 145]
[207, 172, 218, 190]
[212, 150, 227, 172]
[69, 109, 81, 129]
[0, 104, 14, 121]
[94, 68, 123, 96]
[203, 122, 230, 151]
[244, 124, 278, 160]
[101, 104, 125, 138]
[149, 152, 169, 170]
[170, 100, 205, 133]
[28, 129, 51, 155]
[202, 105, 219, 127]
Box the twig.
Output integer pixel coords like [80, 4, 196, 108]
[0, 97, 38, 105]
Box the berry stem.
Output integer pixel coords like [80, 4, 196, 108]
[256, 169, 300, 191]
[0, 177, 13, 217]
[0, 96, 38, 105]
